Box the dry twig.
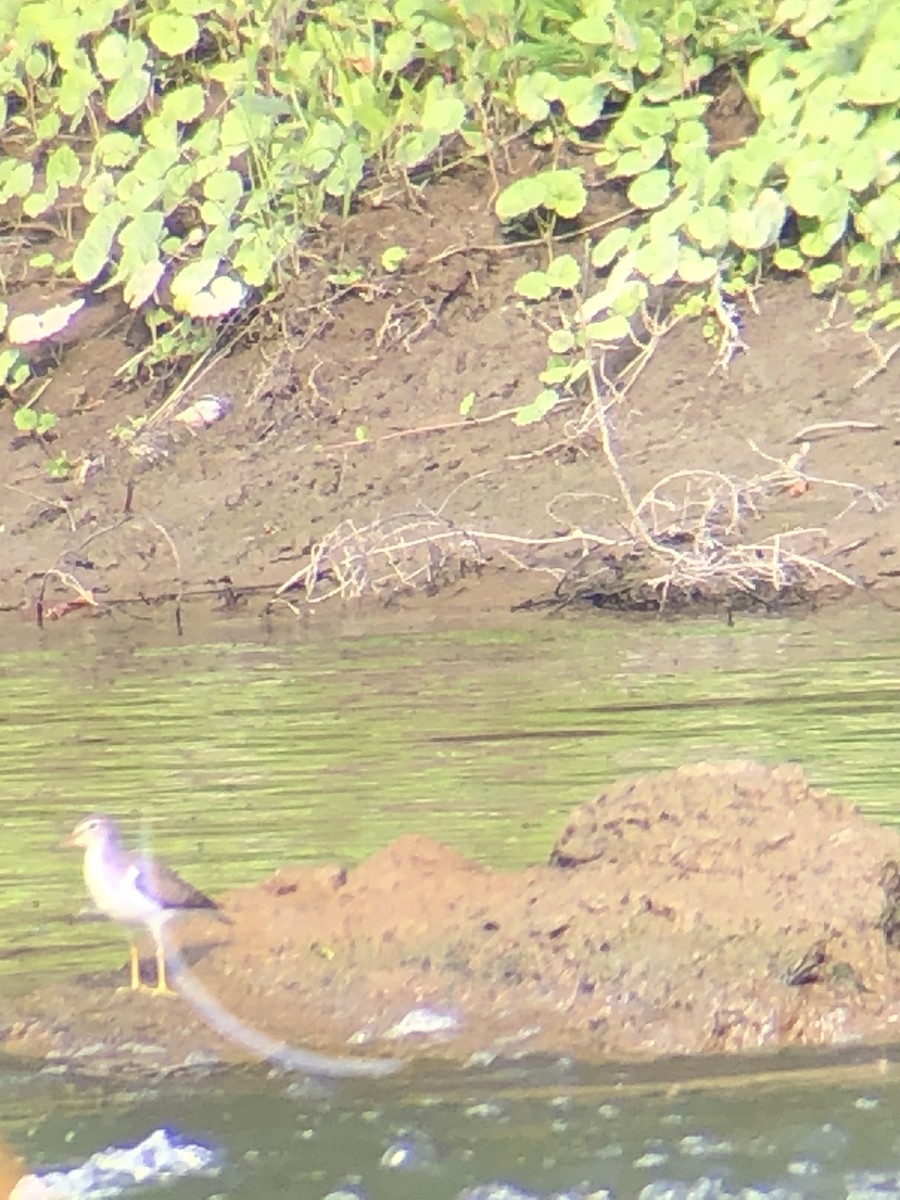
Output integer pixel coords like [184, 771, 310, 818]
[274, 297, 882, 613]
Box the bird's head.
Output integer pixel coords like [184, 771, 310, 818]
[66, 813, 119, 849]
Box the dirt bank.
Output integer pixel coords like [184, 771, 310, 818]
[3, 157, 900, 631]
[6, 761, 900, 1077]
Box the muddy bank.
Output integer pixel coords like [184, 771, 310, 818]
[6, 760, 900, 1077]
[3, 159, 900, 629]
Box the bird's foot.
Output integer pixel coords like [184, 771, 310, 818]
[148, 982, 180, 998]
[117, 981, 178, 997]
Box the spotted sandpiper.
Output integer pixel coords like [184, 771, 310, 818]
[66, 814, 227, 996]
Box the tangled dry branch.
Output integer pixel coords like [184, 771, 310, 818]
[275, 513, 487, 606]
[274, 319, 885, 613]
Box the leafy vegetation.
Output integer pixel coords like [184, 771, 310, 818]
[2, 0, 900, 434]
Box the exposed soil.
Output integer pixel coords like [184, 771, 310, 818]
[6, 761, 900, 1077]
[3, 145, 900, 630]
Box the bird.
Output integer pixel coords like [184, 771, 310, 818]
[66, 813, 228, 996]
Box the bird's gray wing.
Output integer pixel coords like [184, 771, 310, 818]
[132, 854, 220, 913]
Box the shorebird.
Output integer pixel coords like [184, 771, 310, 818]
[66, 813, 227, 996]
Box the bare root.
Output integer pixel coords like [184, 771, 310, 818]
[275, 513, 486, 605]
[275, 303, 884, 614]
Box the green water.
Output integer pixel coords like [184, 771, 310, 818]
[4, 603, 900, 1196]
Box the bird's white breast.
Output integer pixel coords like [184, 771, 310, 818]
[83, 844, 163, 927]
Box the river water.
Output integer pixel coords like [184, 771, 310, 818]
[4, 601, 900, 1198]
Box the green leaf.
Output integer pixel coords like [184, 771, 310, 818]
[160, 84, 205, 124]
[219, 108, 256, 155]
[586, 314, 630, 342]
[421, 81, 465, 135]
[118, 211, 165, 256]
[797, 212, 848, 257]
[147, 13, 201, 56]
[569, 12, 613, 44]
[747, 47, 788, 98]
[513, 389, 561, 426]
[613, 136, 666, 178]
[776, 0, 833, 36]
[381, 246, 408, 273]
[787, 174, 849, 220]
[540, 170, 588, 219]
[123, 259, 165, 309]
[547, 329, 576, 354]
[773, 246, 805, 271]
[628, 102, 676, 137]
[872, 298, 900, 325]
[394, 129, 440, 169]
[95, 32, 130, 81]
[729, 188, 787, 250]
[541, 363, 574, 385]
[514, 73, 557, 122]
[117, 174, 166, 216]
[846, 241, 882, 275]
[0, 160, 34, 203]
[324, 142, 366, 197]
[23, 188, 59, 219]
[420, 19, 455, 52]
[592, 226, 633, 268]
[855, 189, 900, 246]
[496, 170, 586, 221]
[204, 169, 244, 208]
[610, 279, 648, 317]
[72, 205, 125, 282]
[25, 47, 48, 79]
[46, 144, 81, 188]
[677, 246, 719, 283]
[729, 134, 781, 189]
[106, 69, 151, 121]
[382, 28, 417, 74]
[233, 228, 276, 287]
[13, 408, 38, 433]
[841, 141, 880, 193]
[35, 111, 61, 141]
[807, 263, 843, 293]
[546, 254, 581, 291]
[845, 45, 900, 106]
[635, 234, 680, 285]
[94, 131, 139, 168]
[758, 77, 799, 120]
[515, 271, 552, 300]
[58, 65, 101, 119]
[557, 77, 606, 128]
[627, 169, 671, 210]
[686, 204, 729, 251]
[83, 171, 117, 214]
[172, 256, 220, 302]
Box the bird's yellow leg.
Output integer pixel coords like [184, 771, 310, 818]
[129, 941, 142, 991]
[151, 940, 179, 997]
